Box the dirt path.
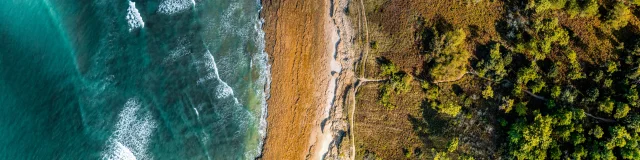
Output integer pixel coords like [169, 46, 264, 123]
[350, 0, 371, 159]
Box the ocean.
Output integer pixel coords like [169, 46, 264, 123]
[0, 0, 270, 159]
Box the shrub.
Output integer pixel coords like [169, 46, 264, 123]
[435, 101, 462, 117]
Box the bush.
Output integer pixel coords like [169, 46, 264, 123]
[435, 101, 462, 117]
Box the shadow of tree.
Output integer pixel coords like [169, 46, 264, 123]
[408, 100, 451, 147]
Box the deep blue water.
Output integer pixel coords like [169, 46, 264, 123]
[0, 0, 269, 159]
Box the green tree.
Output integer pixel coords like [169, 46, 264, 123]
[482, 85, 494, 99]
[605, 2, 632, 30]
[598, 98, 615, 115]
[377, 61, 412, 110]
[428, 29, 471, 81]
[528, 0, 567, 13]
[435, 101, 462, 117]
[590, 125, 604, 139]
[508, 113, 554, 160]
[605, 126, 630, 150]
[614, 103, 630, 119]
[476, 43, 512, 81]
[566, 49, 585, 80]
[566, 0, 598, 18]
[626, 114, 640, 133]
[447, 137, 459, 153]
[515, 18, 570, 60]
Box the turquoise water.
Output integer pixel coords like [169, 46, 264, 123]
[0, 0, 269, 159]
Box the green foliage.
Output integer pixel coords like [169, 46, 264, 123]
[434, 101, 462, 117]
[516, 65, 540, 95]
[378, 61, 413, 110]
[482, 85, 494, 99]
[515, 102, 528, 116]
[447, 137, 459, 153]
[426, 85, 439, 101]
[627, 114, 640, 133]
[614, 103, 630, 119]
[598, 98, 615, 115]
[590, 125, 604, 139]
[380, 62, 399, 77]
[427, 28, 471, 81]
[605, 126, 630, 150]
[551, 86, 562, 98]
[501, 97, 515, 113]
[527, 0, 567, 13]
[572, 146, 587, 159]
[565, 0, 598, 18]
[514, 18, 570, 60]
[626, 88, 639, 107]
[507, 113, 554, 160]
[433, 150, 449, 160]
[605, 2, 632, 30]
[566, 49, 585, 80]
[476, 43, 512, 81]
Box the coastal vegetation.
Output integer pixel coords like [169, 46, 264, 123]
[354, 0, 640, 159]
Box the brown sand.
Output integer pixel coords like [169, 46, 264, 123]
[260, 0, 331, 159]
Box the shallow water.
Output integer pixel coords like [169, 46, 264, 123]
[0, 0, 269, 159]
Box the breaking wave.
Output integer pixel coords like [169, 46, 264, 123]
[126, 1, 144, 32]
[102, 99, 156, 160]
[157, 0, 195, 15]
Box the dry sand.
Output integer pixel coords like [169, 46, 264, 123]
[261, 0, 358, 159]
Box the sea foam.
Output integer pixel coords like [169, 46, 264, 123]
[197, 50, 237, 102]
[102, 98, 156, 160]
[126, 1, 144, 32]
[158, 0, 195, 15]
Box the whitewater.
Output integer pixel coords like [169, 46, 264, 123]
[0, 0, 270, 159]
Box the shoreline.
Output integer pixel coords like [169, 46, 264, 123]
[260, 0, 357, 159]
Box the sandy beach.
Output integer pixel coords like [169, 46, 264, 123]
[260, 0, 357, 159]
[260, 0, 331, 159]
